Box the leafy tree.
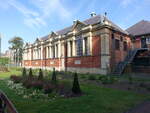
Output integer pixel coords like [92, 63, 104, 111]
[51, 68, 56, 84]
[22, 67, 26, 77]
[0, 57, 9, 65]
[38, 69, 43, 80]
[72, 72, 81, 94]
[29, 68, 33, 78]
[9, 36, 24, 66]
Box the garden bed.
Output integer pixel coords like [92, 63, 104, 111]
[0, 68, 150, 113]
[9, 68, 82, 98]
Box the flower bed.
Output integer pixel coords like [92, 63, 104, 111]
[9, 68, 82, 99]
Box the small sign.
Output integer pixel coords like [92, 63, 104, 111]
[50, 61, 54, 64]
[75, 60, 81, 64]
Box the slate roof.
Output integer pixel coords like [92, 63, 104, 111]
[40, 15, 128, 41]
[126, 20, 150, 36]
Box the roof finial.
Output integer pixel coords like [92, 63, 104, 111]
[105, 12, 107, 17]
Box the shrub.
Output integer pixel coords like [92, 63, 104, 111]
[29, 68, 33, 78]
[88, 75, 96, 80]
[31, 80, 43, 90]
[22, 67, 26, 77]
[38, 69, 43, 80]
[43, 83, 54, 94]
[139, 82, 147, 87]
[80, 75, 86, 79]
[98, 75, 106, 80]
[100, 76, 117, 84]
[10, 75, 22, 83]
[72, 73, 81, 94]
[58, 80, 72, 95]
[146, 87, 150, 91]
[51, 68, 57, 84]
[23, 79, 33, 89]
[128, 75, 133, 84]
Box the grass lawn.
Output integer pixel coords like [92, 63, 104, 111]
[0, 69, 150, 113]
[0, 68, 21, 79]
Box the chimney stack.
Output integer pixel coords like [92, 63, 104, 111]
[90, 12, 96, 17]
[73, 19, 77, 24]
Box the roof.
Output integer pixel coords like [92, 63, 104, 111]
[126, 20, 150, 36]
[40, 15, 128, 41]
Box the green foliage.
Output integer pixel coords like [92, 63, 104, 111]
[9, 36, 24, 63]
[38, 69, 43, 80]
[72, 73, 81, 94]
[88, 75, 97, 80]
[128, 75, 133, 84]
[99, 76, 118, 84]
[1, 69, 150, 113]
[98, 75, 106, 80]
[0, 57, 9, 65]
[51, 68, 57, 84]
[10, 75, 22, 83]
[22, 68, 26, 77]
[29, 68, 33, 78]
[80, 75, 86, 79]
[43, 83, 54, 94]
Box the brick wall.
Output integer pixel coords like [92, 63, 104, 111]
[109, 31, 131, 70]
[66, 56, 100, 68]
[133, 39, 141, 48]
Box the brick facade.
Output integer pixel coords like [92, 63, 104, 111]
[23, 14, 132, 74]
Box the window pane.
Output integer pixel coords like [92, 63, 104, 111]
[123, 42, 127, 51]
[76, 38, 83, 56]
[115, 39, 120, 50]
[84, 37, 88, 55]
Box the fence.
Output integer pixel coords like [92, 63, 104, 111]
[0, 90, 18, 113]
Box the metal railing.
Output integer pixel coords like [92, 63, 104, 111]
[0, 90, 18, 113]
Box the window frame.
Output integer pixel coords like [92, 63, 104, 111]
[115, 39, 120, 50]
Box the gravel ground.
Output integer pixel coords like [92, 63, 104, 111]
[125, 101, 150, 113]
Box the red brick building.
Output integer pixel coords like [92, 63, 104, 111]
[126, 20, 150, 74]
[23, 13, 132, 75]
[126, 20, 150, 49]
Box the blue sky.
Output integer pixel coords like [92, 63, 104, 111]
[0, 0, 150, 53]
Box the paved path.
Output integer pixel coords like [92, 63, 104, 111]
[125, 101, 150, 113]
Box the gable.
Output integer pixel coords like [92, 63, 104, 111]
[72, 20, 87, 32]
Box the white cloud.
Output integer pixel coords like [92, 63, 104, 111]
[8, 0, 38, 17]
[121, 0, 133, 7]
[30, 0, 72, 20]
[0, 0, 72, 29]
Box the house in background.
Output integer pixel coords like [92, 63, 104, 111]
[22, 13, 132, 75]
[126, 20, 150, 49]
[126, 20, 150, 74]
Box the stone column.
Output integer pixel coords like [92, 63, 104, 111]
[58, 41, 61, 58]
[67, 41, 70, 57]
[41, 45, 43, 59]
[72, 36, 76, 56]
[89, 32, 92, 55]
[49, 46, 52, 58]
[100, 28, 110, 74]
[83, 38, 85, 55]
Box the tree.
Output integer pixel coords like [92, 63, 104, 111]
[0, 57, 9, 65]
[51, 68, 57, 84]
[72, 72, 81, 94]
[22, 67, 26, 77]
[38, 69, 43, 80]
[29, 68, 33, 78]
[9, 36, 24, 66]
